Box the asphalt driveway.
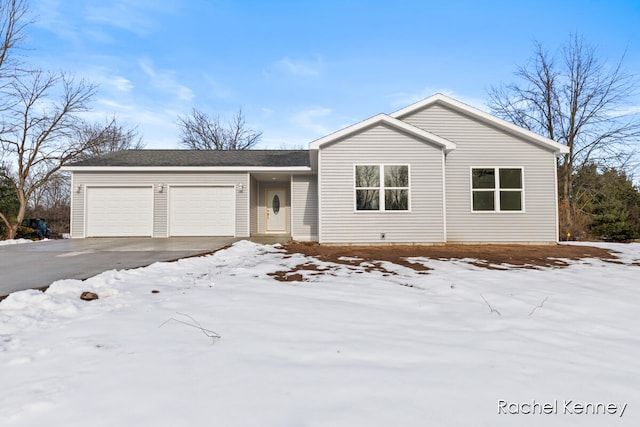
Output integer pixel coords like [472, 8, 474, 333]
[0, 237, 247, 298]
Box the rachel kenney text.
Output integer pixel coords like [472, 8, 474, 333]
[498, 400, 627, 417]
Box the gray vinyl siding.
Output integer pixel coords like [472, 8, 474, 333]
[70, 171, 249, 238]
[291, 174, 318, 241]
[319, 123, 445, 244]
[399, 104, 558, 243]
[249, 176, 258, 236]
[70, 173, 83, 238]
[255, 179, 264, 234]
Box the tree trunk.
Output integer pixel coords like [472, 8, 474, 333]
[8, 191, 27, 239]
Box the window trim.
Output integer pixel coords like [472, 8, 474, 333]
[469, 166, 525, 213]
[354, 164, 411, 212]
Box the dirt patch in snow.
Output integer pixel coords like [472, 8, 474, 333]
[269, 262, 327, 282]
[268, 242, 622, 281]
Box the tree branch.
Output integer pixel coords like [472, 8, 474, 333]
[177, 107, 261, 150]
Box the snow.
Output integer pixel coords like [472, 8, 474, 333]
[1, 240, 639, 426]
[0, 238, 35, 247]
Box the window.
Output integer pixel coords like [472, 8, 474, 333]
[355, 165, 409, 211]
[471, 167, 523, 212]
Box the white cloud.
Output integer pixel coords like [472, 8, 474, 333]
[65, 61, 193, 148]
[200, 74, 233, 100]
[94, 99, 175, 129]
[610, 105, 640, 116]
[82, 27, 116, 45]
[139, 60, 156, 78]
[86, 98, 180, 148]
[68, 65, 135, 95]
[260, 107, 275, 117]
[32, 0, 80, 42]
[113, 76, 134, 92]
[32, 0, 179, 43]
[84, 0, 181, 36]
[92, 99, 138, 115]
[291, 107, 333, 136]
[273, 55, 325, 77]
[139, 59, 194, 102]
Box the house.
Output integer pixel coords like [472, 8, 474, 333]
[63, 94, 569, 244]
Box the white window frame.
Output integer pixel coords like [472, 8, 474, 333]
[470, 167, 525, 213]
[354, 164, 411, 212]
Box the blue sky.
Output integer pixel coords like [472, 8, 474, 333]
[25, 0, 640, 150]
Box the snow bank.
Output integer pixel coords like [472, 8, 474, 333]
[0, 238, 34, 246]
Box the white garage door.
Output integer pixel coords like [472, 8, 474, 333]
[86, 187, 153, 237]
[169, 186, 235, 236]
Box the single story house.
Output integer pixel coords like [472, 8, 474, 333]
[63, 93, 569, 244]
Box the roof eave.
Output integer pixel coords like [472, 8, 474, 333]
[62, 166, 313, 172]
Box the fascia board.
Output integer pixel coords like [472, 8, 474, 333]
[61, 166, 314, 172]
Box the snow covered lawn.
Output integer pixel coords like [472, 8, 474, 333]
[1, 241, 639, 426]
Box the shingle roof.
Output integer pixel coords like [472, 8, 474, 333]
[68, 149, 311, 167]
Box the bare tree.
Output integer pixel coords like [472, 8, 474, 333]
[0, 0, 137, 239]
[0, 0, 29, 83]
[177, 107, 262, 150]
[27, 170, 69, 235]
[488, 35, 640, 229]
[0, 70, 98, 238]
[76, 116, 144, 160]
[21, 117, 145, 236]
[29, 171, 69, 210]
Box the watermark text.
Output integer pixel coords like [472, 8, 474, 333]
[498, 400, 627, 417]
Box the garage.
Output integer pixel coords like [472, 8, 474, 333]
[86, 186, 153, 237]
[169, 186, 235, 236]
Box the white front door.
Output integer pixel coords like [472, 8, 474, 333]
[266, 188, 286, 233]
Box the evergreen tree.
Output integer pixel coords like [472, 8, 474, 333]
[573, 164, 640, 241]
[0, 165, 19, 238]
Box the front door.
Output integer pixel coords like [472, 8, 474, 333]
[266, 188, 286, 233]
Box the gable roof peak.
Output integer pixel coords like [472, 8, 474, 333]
[309, 113, 456, 152]
[391, 93, 569, 154]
